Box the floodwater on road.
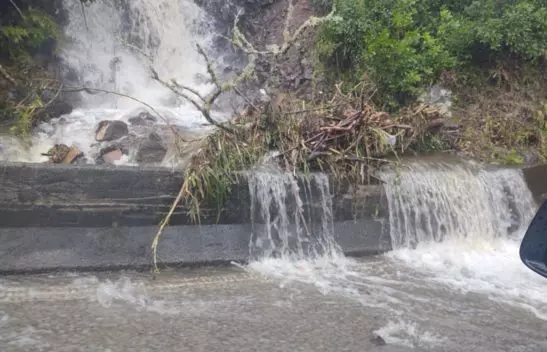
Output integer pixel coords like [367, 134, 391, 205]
[2, 152, 546, 351]
[1, 250, 546, 352]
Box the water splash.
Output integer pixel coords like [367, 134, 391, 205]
[245, 169, 363, 297]
[96, 277, 180, 315]
[248, 161, 547, 327]
[373, 319, 447, 348]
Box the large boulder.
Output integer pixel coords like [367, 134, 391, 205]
[95, 120, 129, 142]
[35, 100, 73, 125]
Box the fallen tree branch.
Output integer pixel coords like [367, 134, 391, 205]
[151, 177, 188, 273]
[40, 83, 64, 111]
[278, 4, 337, 56]
[0, 63, 17, 86]
[150, 44, 236, 135]
[149, 2, 339, 272]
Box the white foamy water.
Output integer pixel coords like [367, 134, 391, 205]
[60, 0, 214, 109]
[246, 170, 373, 303]
[95, 277, 180, 315]
[247, 170, 342, 261]
[381, 161, 547, 320]
[373, 319, 447, 348]
[1, 0, 230, 166]
[246, 162, 547, 338]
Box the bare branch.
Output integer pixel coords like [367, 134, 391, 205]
[170, 80, 206, 103]
[0, 63, 17, 86]
[279, 4, 337, 55]
[150, 42, 244, 134]
[196, 44, 221, 90]
[62, 85, 186, 141]
[41, 83, 64, 110]
[151, 178, 187, 272]
[8, 0, 25, 19]
[151, 70, 234, 134]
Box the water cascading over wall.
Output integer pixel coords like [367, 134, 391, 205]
[247, 169, 343, 261]
[381, 161, 537, 249]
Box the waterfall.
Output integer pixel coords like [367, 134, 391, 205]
[381, 161, 537, 249]
[1, 0, 238, 165]
[247, 170, 342, 261]
[59, 0, 216, 109]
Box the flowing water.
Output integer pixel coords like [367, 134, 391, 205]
[0, 0, 231, 166]
[247, 170, 341, 261]
[246, 161, 547, 348]
[2, 161, 547, 351]
[0, 0, 546, 350]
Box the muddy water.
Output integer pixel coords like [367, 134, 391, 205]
[0, 262, 545, 352]
[2, 158, 546, 351]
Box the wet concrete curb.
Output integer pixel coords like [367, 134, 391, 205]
[0, 162, 390, 273]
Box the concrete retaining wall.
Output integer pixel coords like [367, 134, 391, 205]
[0, 162, 390, 273]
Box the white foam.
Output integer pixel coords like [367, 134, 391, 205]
[374, 319, 447, 348]
[95, 277, 180, 315]
[247, 162, 547, 336]
[387, 237, 547, 320]
[380, 162, 547, 320]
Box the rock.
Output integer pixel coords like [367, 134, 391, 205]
[95, 120, 129, 142]
[97, 145, 127, 165]
[128, 111, 157, 126]
[35, 100, 73, 125]
[44, 144, 84, 164]
[370, 335, 387, 346]
[136, 133, 167, 164]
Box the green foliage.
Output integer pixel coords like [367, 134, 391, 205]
[310, 0, 334, 14]
[439, 1, 547, 62]
[0, 3, 60, 134]
[0, 8, 58, 60]
[315, 0, 547, 108]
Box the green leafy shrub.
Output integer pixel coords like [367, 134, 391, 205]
[315, 0, 547, 108]
[0, 8, 58, 60]
[0, 4, 60, 133]
[310, 0, 334, 14]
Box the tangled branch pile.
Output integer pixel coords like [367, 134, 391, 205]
[178, 81, 448, 220]
[149, 1, 452, 271]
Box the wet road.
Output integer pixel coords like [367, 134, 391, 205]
[1, 259, 546, 352]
